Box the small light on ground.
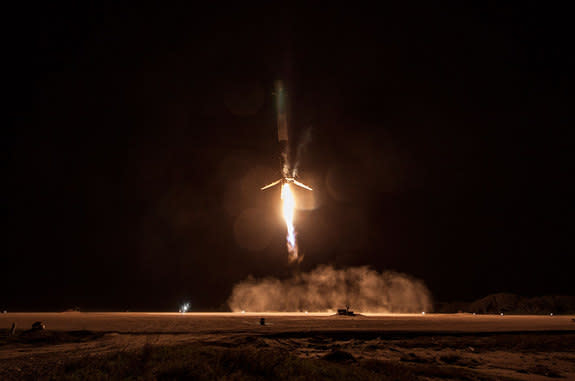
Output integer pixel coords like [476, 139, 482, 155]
[179, 302, 190, 313]
[550, 313, 553, 316]
[500, 313, 504, 316]
[473, 313, 476, 315]
[304, 311, 308, 314]
[421, 311, 426, 315]
[241, 310, 246, 314]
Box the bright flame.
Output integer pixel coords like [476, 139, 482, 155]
[281, 183, 298, 261]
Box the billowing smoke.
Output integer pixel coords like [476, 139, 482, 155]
[228, 266, 432, 313]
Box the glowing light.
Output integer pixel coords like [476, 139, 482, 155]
[241, 310, 246, 314]
[179, 302, 190, 313]
[281, 183, 298, 261]
[421, 311, 426, 315]
[500, 313, 504, 316]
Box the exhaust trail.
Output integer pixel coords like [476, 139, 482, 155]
[281, 182, 297, 261]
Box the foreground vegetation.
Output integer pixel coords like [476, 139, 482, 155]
[9, 342, 520, 381]
[3, 328, 573, 380]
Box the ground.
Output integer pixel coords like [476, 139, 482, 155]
[1, 313, 574, 380]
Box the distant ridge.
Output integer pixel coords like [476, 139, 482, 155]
[436, 293, 575, 314]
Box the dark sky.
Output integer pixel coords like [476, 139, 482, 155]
[3, 3, 573, 311]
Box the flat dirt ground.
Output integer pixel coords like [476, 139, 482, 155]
[1, 313, 575, 380]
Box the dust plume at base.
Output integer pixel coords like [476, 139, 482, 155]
[228, 265, 432, 313]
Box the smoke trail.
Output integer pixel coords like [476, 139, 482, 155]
[228, 265, 432, 313]
[292, 127, 312, 177]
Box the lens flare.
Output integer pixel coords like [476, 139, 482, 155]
[281, 182, 298, 261]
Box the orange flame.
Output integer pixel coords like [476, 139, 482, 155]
[281, 182, 298, 261]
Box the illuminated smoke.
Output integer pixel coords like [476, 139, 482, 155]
[281, 183, 298, 262]
[228, 265, 432, 313]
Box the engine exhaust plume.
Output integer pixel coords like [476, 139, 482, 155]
[228, 265, 433, 313]
[281, 182, 298, 262]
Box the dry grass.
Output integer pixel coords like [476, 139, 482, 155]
[2, 342, 525, 381]
[20, 344, 404, 380]
[0, 329, 104, 347]
[2, 327, 573, 380]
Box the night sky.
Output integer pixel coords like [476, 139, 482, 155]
[3, 3, 573, 311]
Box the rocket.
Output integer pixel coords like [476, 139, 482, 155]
[261, 80, 313, 192]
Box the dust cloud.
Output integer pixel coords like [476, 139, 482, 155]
[228, 265, 432, 313]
